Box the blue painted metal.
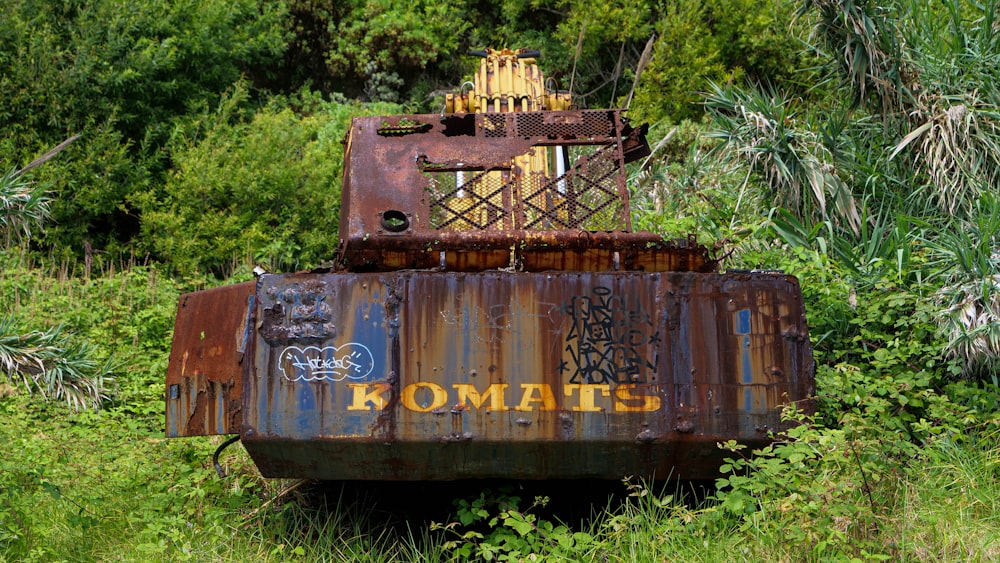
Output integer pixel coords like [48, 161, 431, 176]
[164, 101, 815, 481]
[236, 270, 813, 480]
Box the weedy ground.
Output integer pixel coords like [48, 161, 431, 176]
[2, 255, 1000, 562]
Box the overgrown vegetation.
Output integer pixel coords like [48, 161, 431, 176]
[3, 0, 1000, 560]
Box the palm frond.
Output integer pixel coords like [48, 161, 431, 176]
[0, 168, 51, 244]
[799, 0, 911, 114]
[0, 317, 115, 410]
[921, 195, 1000, 378]
[937, 276, 1000, 379]
[1, 134, 78, 244]
[886, 0, 1000, 216]
[705, 82, 860, 233]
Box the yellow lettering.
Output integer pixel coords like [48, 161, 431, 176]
[453, 383, 509, 411]
[349, 382, 662, 413]
[347, 383, 391, 411]
[516, 384, 557, 411]
[400, 382, 448, 412]
[614, 384, 661, 412]
[564, 384, 610, 412]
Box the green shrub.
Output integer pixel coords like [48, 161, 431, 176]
[628, 120, 750, 242]
[432, 489, 594, 561]
[629, 0, 810, 125]
[139, 89, 402, 277]
[0, 0, 288, 259]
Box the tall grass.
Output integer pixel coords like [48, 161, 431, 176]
[2, 256, 1000, 561]
[894, 434, 1000, 560]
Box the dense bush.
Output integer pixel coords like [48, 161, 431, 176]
[0, 0, 821, 265]
[0, 0, 287, 258]
[279, 0, 481, 105]
[138, 89, 401, 277]
[628, 0, 810, 124]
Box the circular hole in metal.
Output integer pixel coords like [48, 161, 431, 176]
[380, 210, 410, 233]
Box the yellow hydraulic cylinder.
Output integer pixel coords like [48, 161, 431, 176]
[443, 48, 572, 229]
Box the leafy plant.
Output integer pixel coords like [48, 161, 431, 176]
[705, 82, 861, 234]
[628, 0, 811, 124]
[0, 318, 115, 411]
[628, 122, 752, 242]
[0, 0, 288, 259]
[432, 489, 593, 561]
[139, 88, 402, 277]
[324, 0, 470, 103]
[0, 170, 49, 246]
[714, 407, 900, 560]
[800, 0, 910, 114]
[921, 195, 1000, 380]
[0, 135, 80, 245]
[1, 139, 116, 410]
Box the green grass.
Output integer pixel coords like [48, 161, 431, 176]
[892, 437, 1000, 561]
[3, 255, 1000, 562]
[3, 387, 1000, 562]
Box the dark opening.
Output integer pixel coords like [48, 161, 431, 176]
[440, 114, 476, 137]
[380, 210, 410, 232]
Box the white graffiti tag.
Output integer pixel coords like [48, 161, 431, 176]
[277, 344, 375, 382]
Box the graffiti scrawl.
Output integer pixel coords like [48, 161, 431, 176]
[561, 286, 657, 384]
[278, 344, 375, 382]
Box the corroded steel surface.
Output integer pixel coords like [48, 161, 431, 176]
[340, 231, 715, 273]
[338, 109, 694, 272]
[239, 270, 813, 480]
[165, 48, 815, 482]
[165, 282, 255, 437]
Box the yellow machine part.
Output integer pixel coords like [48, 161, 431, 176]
[443, 48, 572, 230]
[445, 48, 572, 114]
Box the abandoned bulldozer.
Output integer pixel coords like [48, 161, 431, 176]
[165, 48, 814, 480]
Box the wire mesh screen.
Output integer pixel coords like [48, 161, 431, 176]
[511, 111, 615, 138]
[520, 144, 624, 230]
[425, 143, 628, 231]
[426, 170, 511, 230]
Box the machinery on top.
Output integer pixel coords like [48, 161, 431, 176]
[165, 48, 814, 480]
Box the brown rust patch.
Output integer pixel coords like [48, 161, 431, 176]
[165, 282, 254, 436]
[235, 270, 813, 479]
[335, 109, 723, 273]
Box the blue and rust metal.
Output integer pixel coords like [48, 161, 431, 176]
[165, 48, 814, 480]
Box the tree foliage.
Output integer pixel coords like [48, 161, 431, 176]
[280, 0, 480, 105]
[139, 88, 402, 277]
[0, 0, 287, 257]
[328, 1, 472, 103]
[629, 0, 811, 124]
[0, 0, 817, 266]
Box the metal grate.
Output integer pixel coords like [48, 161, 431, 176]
[478, 110, 618, 139]
[426, 170, 510, 230]
[521, 144, 624, 230]
[482, 114, 507, 138]
[425, 143, 627, 231]
[511, 111, 615, 138]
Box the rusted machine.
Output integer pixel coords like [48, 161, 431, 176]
[165, 49, 814, 480]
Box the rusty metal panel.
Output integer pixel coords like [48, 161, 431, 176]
[341, 231, 716, 273]
[242, 274, 397, 442]
[165, 282, 255, 437]
[240, 271, 813, 480]
[338, 110, 667, 271]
